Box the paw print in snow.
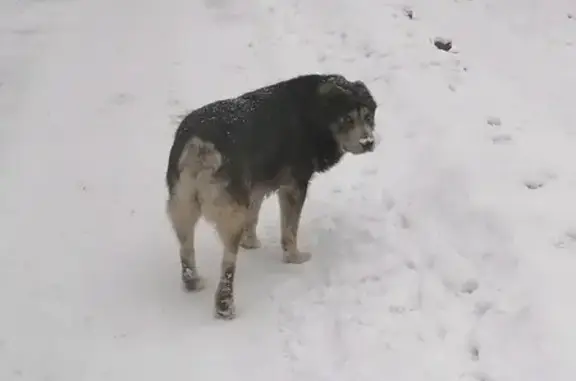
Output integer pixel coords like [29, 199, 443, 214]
[468, 342, 480, 361]
[491, 133, 513, 144]
[460, 279, 479, 294]
[524, 180, 544, 190]
[111, 92, 134, 106]
[486, 116, 502, 126]
[524, 170, 556, 190]
[554, 228, 576, 249]
[474, 301, 493, 317]
[403, 6, 414, 19]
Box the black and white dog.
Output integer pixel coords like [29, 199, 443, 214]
[165, 73, 378, 319]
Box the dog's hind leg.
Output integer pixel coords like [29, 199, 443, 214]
[278, 182, 312, 264]
[166, 173, 205, 292]
[205, 200, 249, 320]
[240, 190, 265, 249]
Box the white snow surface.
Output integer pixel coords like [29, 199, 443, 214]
[2, 0, 576, 380]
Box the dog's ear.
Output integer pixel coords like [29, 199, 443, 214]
[351, 80, 377, 110]
[317, 76, 350, 96]
[351, 80, 370, 98]
[352, 80, 367, 90]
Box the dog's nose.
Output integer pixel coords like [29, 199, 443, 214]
[360, 139, 375, 152]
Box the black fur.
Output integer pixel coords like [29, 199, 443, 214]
[166, 73, 377, 203]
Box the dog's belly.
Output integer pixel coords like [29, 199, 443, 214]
[250, 166, 294, 196]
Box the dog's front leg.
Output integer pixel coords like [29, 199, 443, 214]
[278, 183, 311, 264]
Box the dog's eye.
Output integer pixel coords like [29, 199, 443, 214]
[364, 114, 373, 124]
[343, 115, 354, 124]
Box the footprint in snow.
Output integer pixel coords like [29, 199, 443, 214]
[486, 116, 502, 126]
[460, 279, 479, 294]
[484, 116, 516, 144]
[563, 229, 576, 241]
[524, 180, 544, 189]
[474, 301, 493, 317]
[442, 278, 479, 295]
[403, 7, 414, 20]
[401, 214, 412, 229]
[491, 133, 513, 144]
[524, 170, 556, 190]
[405, 259, 416, 270]
[468, 342, 480, 361]
[110, 92, 134, 106]
[554, 229, 576, 249]
[361, 167, 378, 176]
[389, 305, 406, 314]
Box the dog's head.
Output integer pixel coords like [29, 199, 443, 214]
[318, 75, 378, 155]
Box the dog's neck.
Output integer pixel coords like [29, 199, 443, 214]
[310, 131, 344, 174]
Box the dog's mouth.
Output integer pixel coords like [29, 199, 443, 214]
[346, 147, 373, 155]
[359, 138, 375, 152]
[344, 138, 376, 155]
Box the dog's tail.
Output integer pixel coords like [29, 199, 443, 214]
[178, 138, 222, 175]
[166, 137, 222, 193]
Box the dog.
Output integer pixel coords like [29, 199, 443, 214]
[165, 73, 378, 319]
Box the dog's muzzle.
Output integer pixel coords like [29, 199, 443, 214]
[359, 136, 376, 152]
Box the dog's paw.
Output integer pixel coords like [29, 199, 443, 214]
[240, 233, 261, 249]
[214, 305, 236, 320]
[282, 251, 312, 264]
[214, 298, 236, 320]
[214, 280, 236, 320]
[181, 269, 206, 292]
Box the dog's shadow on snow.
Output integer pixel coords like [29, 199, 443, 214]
[137, 198, 377, 324]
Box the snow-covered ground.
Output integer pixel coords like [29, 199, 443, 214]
[2, 0, 576, 379]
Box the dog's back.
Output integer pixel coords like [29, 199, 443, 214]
[166, 74, 340, 195]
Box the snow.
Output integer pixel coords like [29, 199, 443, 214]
[1, 0, 576, 379]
